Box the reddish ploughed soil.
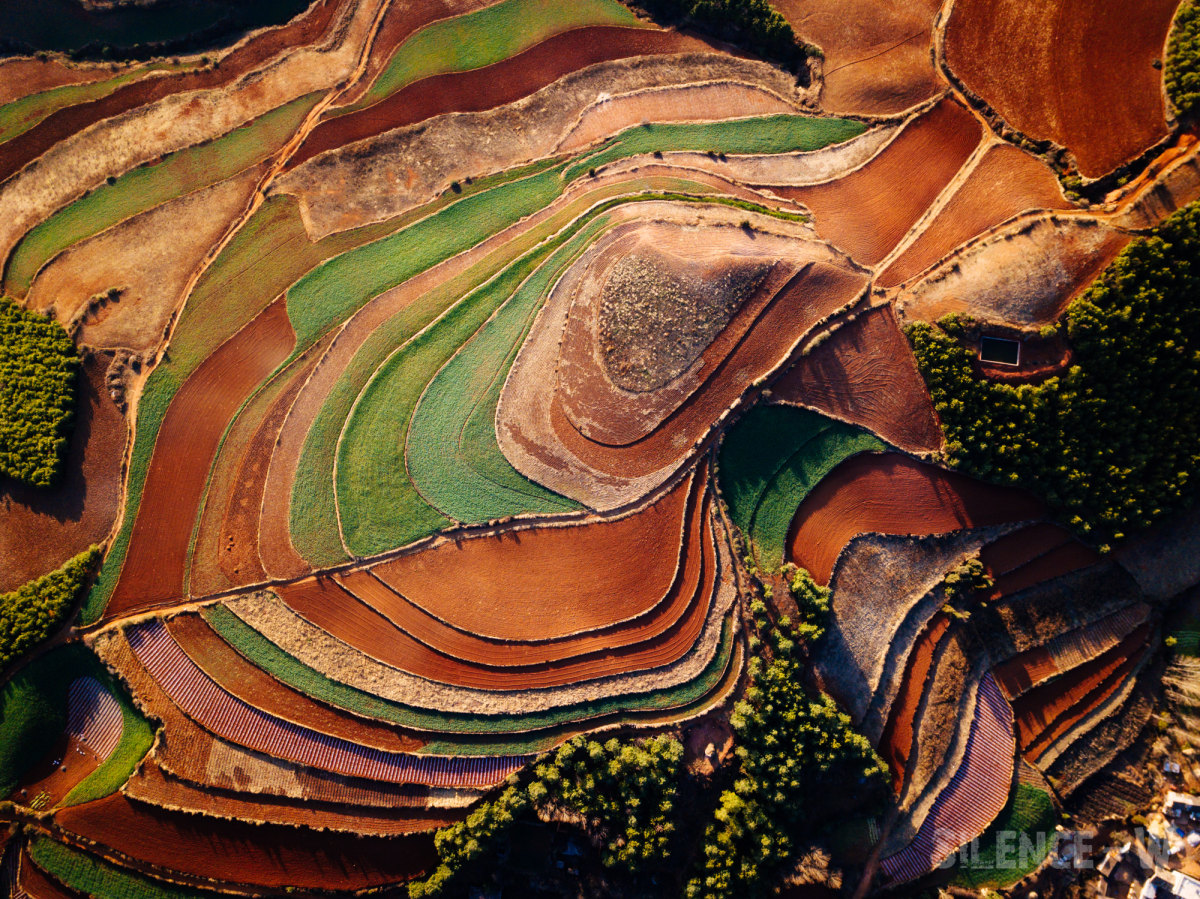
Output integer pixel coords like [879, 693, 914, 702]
[105, 298, 295, 620]
[979, 522, 1072, 577]
[371, 467, 696, 641]
[0, 354, 126, 592]
[878, 143, 1070, 287]
[878, 612, 952, 794]
[0, 0, 345, 183]
[944, 0, 1179, 178]
[0, 59, 114, 106]
[769, 304, 943, 453]
[993, 646, 1059, 699]
[776, 99, 981, 265]
[19, 850, 80, 899]
[53, 794, 436, 890]
[787, 453, 1044, 585]
[289, 26, 703, 170]
[11, 735, 102, 808]
[165, 613, 425, 752]
[993, 541, 1100, 596]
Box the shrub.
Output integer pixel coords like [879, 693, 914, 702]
[0, 296, 79, 487]
[0, 546, 100, 672]
[781, 564, 831, 642]
[1167, 2, 1200, 115]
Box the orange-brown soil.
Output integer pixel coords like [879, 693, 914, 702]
[772, 0, 942, 115]
[993, 541, 1101, 597]
[0, 59, 116, 107]
[979, 522, 1072, 577]
[289, 26, 704, 170]
[878, 612, 951, 793]
[786, 453, 1044, 585]
[53, 793, 436, 891]
[104, 298, 295, 621]
[944, 0, 1180, 178]
[776, 99, 981, 265]
[0, 353, 126, 592]
[769, 304, 943, 453]
[11, 735, 101, 809]
[994, 647, 1059, 699]
[879, 143, 1070, 288]
[17, 849, 80, 899]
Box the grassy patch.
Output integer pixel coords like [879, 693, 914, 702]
[203, 602, 735, 748]
[5, 92, 320, 297]
[28, 836, 215, 899]
[950, 784, 1056, 890]
[719, 405, 885, 564]
[343, 0, 640, 114]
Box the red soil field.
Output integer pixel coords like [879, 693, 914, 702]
[1012, 625, 1150, 753]
[0, 59, 114, 106]
[0, 354, 126, 592]
[992, 541, 1101, 597]
[104, 298, 296, 621]
[878, 612, 951, 794]
[978, 522, 1072, 577]
[944, 0, 1179, 178]
[787, 453, 1044, 585]
[0, 0, 346, 184]
[769, 304, 943, 453]
[371, 466, 696, 641]
[994, 647, 1059, 699]
[289, 26, 704, 170]
[165, 613, 426, 752]
[337, 482, 711, 666]
[18, 849, 80, 899]
[53, 794, 436, 890]
[125, 761, 457, 836]
[771, 0, 941, 115]
[878, 143, 1070, 287]
[775, 99, 981, 265]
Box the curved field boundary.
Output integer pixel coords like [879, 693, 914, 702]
[768, 303, 944, 453]
[51, 794, 438, 892]
[879, 673, 1015, 884]
[0, 0, 344, 186]
[124, 762, 458, 837]
[126, 620, 531, 786]
[26, 839, 224, 899]
[787, 453, 1045, 585]
[336, 0, 641, 117]
[978, 522, 1073, 577]
[65, 678, 123, 761]
[290, 26, 702, 170]
[992, 541, 1101, 597]
[16, 848, 79, 899]
[5, 91, 320, 297]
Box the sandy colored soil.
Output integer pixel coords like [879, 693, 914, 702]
[165, 613, 425, 752]
[769, 303, 943, 453]
[17, 849, 79, 899]
[894, 215, 1130, 327]
[0, 354, 126, 592]
[26, 168, 262, 354]
[776, 99, 981, 265]
[787, 453, 1044, 585]
[944, 0, 1179, 178]
[290, 26, 708, 169]
[370, 464, 695, 641]
[53, 793, 436, 891]
[125, 761, 458, 836]
[879, 613, 951, 794]
[499, 204, 867, 510]
[878, 143, 1070, 288]
[773, 0, 941, 115]
[104, 298, 296, 621]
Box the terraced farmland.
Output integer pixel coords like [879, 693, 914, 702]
[0, 0, 1195, 897]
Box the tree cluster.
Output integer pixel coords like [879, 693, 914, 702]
[0, 546, 100, 673]
[0, 296, 79, 488]
[908, 201, 1200, 548]
[685, 627, 886, 898]
[780, 563, 831, 642]
[1168, 2, 1200, 116]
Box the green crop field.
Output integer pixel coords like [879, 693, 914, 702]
[720, 405, 885, 564]
[29, 836, 212, 899]
[5, 92, 320, 296]
[951, 784, 1055, 889]
[342, 0, 641, 114]
[61, 683, 155, 807]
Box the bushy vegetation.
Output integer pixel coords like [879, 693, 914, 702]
[684, 625, 886, 898]
[0, 296, 78, 487]
[628, 0, 814, 71]
[1167, 1, 1200, 116]
[0, 655, 69, 797]
[780, 563, 831, 642]
[0, 546, 99, 672]
[908, 202, 1200, 548]
[943, 557, 994, 603]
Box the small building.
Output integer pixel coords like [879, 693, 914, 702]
[1165, 792, 1200, 823]
[1140, 871, 1200, 899]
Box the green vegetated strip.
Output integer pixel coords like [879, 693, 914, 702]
[28, 836, 216, 899]
[0, 295, 78, 487]
[720, 405, 886, 563]
[341, 0, 641, 115]
[950, 784, 1055, 889]
[564, 114, 867, 181]
[0, 547, 98, 672]
[909, 200, 1200, 548]
[406, 221, 608, 524]
[203, 603, 734, 750]
[5, 91, 321, 297]
[1168, 0, 1200, 116]
[0, 643, 151, 801]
